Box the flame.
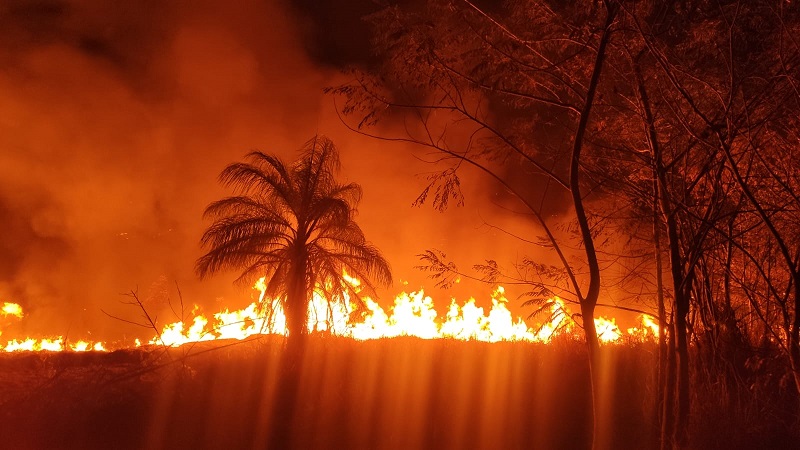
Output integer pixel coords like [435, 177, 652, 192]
[594, 317, 622, 343]
[1, 275, 663, 351]
[145, 278, 647, 347]
[350, 287, 569, 342]
[71, 341, 91, 352]
[627, 314, 660, 340]
[5, 338, 63, 352]
[1, 303, 108, 352]
[3, 338, 109, 353]
[2, 302, 23, 318]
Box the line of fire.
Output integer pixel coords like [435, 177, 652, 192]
[1, 283, 659, 350]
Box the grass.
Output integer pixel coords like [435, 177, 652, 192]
[0, 336, 793, 449]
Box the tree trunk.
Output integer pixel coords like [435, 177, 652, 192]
[663, 210, 691, 450]
[581, 302, 602, 449]
[673, 292, 691, 449]
[270, 252, 309, 450]
[653, 174, 668, 447]
[790, 282, 800, 396]
[567, 4, 616, 448]
[651, 169, 691, 450]
[633, 49, 673, 449]
[636, 61, 689, 448]
[661, 315, 677, 450]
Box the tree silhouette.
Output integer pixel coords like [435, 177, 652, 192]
[196, 135, 392, 339]
[195, 135, 392, 447]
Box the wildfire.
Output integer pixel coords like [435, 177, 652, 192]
[595, 317, 622, 343]
[1, 277, 662, 352]
[3, 337, 109, 353]
[1, 301, 107, 352]
[2, 302, 23, 318]
[144, 279, 659, 348]
[627, 314, 660, 340]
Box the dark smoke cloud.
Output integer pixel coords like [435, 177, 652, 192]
[0, 0, 557, 340]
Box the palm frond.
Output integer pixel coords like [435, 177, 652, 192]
[219, 161, 296, 213]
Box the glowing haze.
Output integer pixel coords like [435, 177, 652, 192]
[0, 1, 643, 343]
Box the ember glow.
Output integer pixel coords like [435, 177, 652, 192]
[0, 276, 660, 352]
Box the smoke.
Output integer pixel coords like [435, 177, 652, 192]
[0, 0, 560, 340]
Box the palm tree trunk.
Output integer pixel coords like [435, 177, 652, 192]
[270, 254, 309, 449]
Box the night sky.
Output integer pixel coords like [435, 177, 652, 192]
[0, 0, 548, 340]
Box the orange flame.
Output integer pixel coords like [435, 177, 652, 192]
[1, 303, 108, 352]
[2, 302, 23, 318]
[627, 314, 660, 341]
[145, 278, 655, 347]
[594, 317, 622, 343]
[5, 338, 64, 352]
[2, 276, 663, 351]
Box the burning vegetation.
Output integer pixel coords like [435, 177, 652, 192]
[1, 278, 658, 352]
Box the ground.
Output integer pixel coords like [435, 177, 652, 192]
[0, 337, 792, 450]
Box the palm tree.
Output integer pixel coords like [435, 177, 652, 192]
[197, 135, 391, 448]
[196, 135, 392, 340]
